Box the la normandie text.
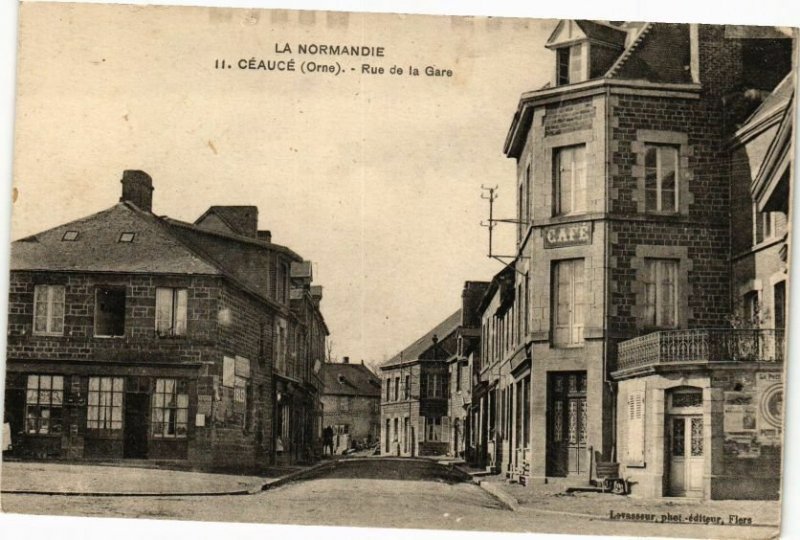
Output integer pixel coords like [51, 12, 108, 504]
[275, 42, 385, 57]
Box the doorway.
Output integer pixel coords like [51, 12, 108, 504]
[123, 393, 149, 458]
[668, 415, 704, 497]
[547, 372, 587, 476]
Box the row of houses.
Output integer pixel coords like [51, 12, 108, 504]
[380, 20, 793, 500]
[4, 170, 329, 470]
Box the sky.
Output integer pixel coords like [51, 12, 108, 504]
[11, 2, 555, 368]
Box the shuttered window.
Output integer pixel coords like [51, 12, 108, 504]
[626, 391, 645, 466]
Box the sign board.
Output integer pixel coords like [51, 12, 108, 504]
[543, 221, 592, 249]
[222, 356, 235, 387]
[235, 355, 251, 378]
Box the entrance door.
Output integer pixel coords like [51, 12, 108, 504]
[123, 393, 149, 458]
[668, 415, 704, 497]
[548, 372, 587, 476]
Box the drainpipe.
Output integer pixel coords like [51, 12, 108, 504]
[603, 85, 617, 463]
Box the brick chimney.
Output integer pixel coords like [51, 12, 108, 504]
[342, 356, 350, 364]
[120, 170, 154, 212]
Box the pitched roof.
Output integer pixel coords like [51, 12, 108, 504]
[606, 23, 692, 84]
[195, 206, 258, 237]
[739, 73, 794, 133]
[382, 309, 462, 368]
[320, 362, 381, 397]
[11, 203, 220, 275]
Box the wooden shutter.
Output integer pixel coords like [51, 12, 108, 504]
[626, 390, 645, 465]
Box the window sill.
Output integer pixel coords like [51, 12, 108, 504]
[93, 335, 125, 339]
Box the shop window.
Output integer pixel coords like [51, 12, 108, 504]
[152, 378, 189, 438]
[94, 287, 126, 337]
[33, 284, 65, 336]
[25, 375, 64, 434]
[87, 377, 123, 430]
[553, 145, 586, 216]
[643, 259, 678, 328]
[552, 259, 585, 346]
[155, 287, 188, 337]
[644, 144, 679, 213]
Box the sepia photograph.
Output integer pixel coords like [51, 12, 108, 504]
[0, 1, 798, 539]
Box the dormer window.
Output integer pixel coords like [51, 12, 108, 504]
[556, 44, 585, 85]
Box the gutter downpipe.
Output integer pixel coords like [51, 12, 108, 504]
[603, 83, 617, 464]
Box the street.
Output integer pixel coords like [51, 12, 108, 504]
[1, 458, 779, 538]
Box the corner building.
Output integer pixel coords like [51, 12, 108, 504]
[502, 20, 792, 496]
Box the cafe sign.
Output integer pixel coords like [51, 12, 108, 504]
[543, 221, 592, 249]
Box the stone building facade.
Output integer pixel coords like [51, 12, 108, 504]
[485, 20, 793, 498]
[320, 358, 381, 454]
[4, 170, 328, 470]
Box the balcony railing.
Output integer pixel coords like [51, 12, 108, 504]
[617, 328, 785, 372]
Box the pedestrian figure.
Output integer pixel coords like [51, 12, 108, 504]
[323, 425, 334, 456]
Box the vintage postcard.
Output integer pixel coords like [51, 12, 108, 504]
[0, 2, 797, 539]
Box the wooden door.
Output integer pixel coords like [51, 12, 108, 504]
[668, 415, 703, 497]
[548, 373, 587, 476]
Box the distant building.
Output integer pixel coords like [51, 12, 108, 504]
[320, 358, 381, 453]
[380, 282, 487, 458]
[379, 310, 460, 457]
[4, 170, 328, 470]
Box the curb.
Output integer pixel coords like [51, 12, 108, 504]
[1, 460, 338, 498]
[472, 479, 519, 512]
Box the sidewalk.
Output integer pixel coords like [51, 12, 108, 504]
[472, 473, 782, 527]
[0, 460, 332, 496]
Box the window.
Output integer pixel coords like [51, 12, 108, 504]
[385, 378, 391, 402]
[425, 416, 442, 442]
[554, 145, 586, 215]
[743, 291, 760, 327]
[553, 259, 585, 346]
[340, 396, 352, 412]
[556, 43, 584, 85]
[756, 210, 780, 244]
[404, 375, 410, 399]
[626, 391, 645, 465]
[87, 377, 123, 430]
[276, 262, 289, 304]
[455, 363, 462, 392]
[155, 287, 188, 337]
[275, 319, 287, 374]
[62, 231, 78, 241]
[118, 232, 135, 243]
[422, 373, 447, 398]
[25, 375, 64, 434]
[94, 287, 126, 337]
[774, 281, 786, 331]
[33, 285, 65, 336]
[644, 144, 679, 212]
[643, 259, 678, 328]
[152, 378, 189, 438]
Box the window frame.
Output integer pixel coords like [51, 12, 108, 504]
[644, 143, 680, 213]
[25, 374, 64, 435]
[87, 376, 124, 431]
[151, 378, 189, 439]
[33, 284, 65, 337]
[553, 144, 587, 216]
[94, 286, 126, 338]
[642, 258, 679, 329]
[155, 287, 188, 337]
[552, 259, 585, 347]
